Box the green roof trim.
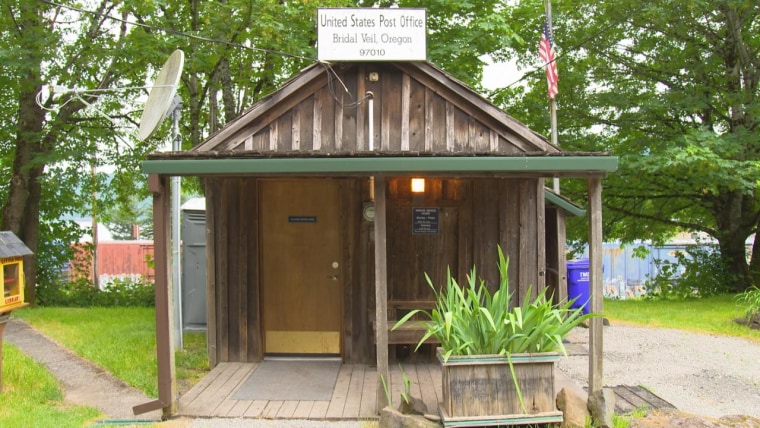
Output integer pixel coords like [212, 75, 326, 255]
[142, 156, 618, 176]
[544, 189, 586, 217]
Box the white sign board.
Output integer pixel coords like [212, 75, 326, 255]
[317, 8, 426, 61]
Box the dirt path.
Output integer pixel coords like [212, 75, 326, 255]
[3, 319, 163, 423]
[559, 324, 760, 419]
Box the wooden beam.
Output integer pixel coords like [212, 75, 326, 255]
[205, 179, 218, 367]
[134, 174, 177, 416]
[556, 210, 568, 305]
[373, 175, 390, 413]
[587, 177, 604, 394]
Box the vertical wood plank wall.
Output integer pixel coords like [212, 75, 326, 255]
[205, 176, 548, 366]
[545, 207, 568, 305]
[222, 64, 536, 155]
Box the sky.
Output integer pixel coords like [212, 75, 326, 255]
[482, 60, 522, 91]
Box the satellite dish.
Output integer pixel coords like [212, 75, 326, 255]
[138, 49, 185, 141]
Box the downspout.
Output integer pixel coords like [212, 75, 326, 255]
[367, 91, 375, 200]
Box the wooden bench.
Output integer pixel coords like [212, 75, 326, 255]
[375, 300, 440, 345]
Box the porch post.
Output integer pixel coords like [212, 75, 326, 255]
[134, 174, 177, 416]
[587, 177, 604, 395]
[373, 175, 390, 413]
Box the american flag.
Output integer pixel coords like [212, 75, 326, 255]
[539, 18, 558, 99]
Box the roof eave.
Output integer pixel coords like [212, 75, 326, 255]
[142, 156, 618, 177]
[544, 188, 587, 217]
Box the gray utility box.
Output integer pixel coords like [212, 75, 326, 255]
[181, 198, 206, 331]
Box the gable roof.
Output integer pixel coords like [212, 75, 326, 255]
[0, 231, 33, 259]
[191, 61, 558, 155]
[144, 61, 617, 177]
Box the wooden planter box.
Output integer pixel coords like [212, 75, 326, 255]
[437, 349, 564, 427]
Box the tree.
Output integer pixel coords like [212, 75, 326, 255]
[496, 0, 759, 292]
[1, 1, 160, 300]
[2, 0, 521, 303]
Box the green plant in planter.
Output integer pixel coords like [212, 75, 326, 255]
[393, 246, 595, 361]
[394, 246, 595, 418]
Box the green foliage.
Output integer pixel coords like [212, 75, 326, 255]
[393, 246, 594, 361]
[496, 0, 760, 291]
[37, 275, 155, 307]
[380, 374, 392, 408]
[0, 344, 102, 427]
[35, 219, 83, 289]
[2, 0, 523, 300]
[399, 364, 411, 405]
[388, 0, 522, 89]
[175, 331, 211, 389]
[735, 286, 760, 321]
[602, 405, 648, 428]
[644, 245, 733, 300]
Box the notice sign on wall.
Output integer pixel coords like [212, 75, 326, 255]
[317, 8, 426, 61]
[288, 216, 317, 223]
[412, 207, 439, 235]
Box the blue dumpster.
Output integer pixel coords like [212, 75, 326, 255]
[567, 259, 590, 314]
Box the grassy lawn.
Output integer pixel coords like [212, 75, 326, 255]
[604, 294, 760, 343]
[12, 306, 209, 398]
[0, 343, 102, 427]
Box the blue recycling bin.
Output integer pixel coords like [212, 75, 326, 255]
[567, 259, 590, 314]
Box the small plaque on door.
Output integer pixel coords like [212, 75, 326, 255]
[412, 207, 439, 235]
[288, 216, 317, 223]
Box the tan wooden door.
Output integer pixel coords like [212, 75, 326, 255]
[260, 179, 342, 355]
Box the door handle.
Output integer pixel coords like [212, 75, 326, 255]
[327, 275, 339, 280]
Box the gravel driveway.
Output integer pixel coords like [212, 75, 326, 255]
[558, 324, 760, 419]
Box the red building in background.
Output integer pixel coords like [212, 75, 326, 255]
[70, 240, 155, 285]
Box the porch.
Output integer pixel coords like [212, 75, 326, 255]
[177, 360, 587, 420]
[178, 362, 442, 420]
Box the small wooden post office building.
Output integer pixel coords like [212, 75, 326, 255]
[139, 61, 616, 415]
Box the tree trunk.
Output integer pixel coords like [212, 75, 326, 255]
[750, 232, 760, 288]
[718, 235, 751, 293]
[1, 2, 45, 304]
[713, 186, 755, 292]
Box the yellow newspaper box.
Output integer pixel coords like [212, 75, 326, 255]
[0, 231, 32, 391]
[0, 232, 32, 313]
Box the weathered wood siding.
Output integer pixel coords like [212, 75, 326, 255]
[198, 62, 558, 366]
[386, 177, 546, 308]
[439, 353, 560, 420]
[199, 64, 551, 155]
[205, 178, 261, 364]
[545, 207, 568, 305]
[205, 176, 547, 365]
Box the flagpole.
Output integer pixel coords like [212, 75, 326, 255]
[545, 0, 560, 193]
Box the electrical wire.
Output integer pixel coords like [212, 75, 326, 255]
[323, 63, 371, 109]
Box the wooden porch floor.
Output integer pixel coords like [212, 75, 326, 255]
[178, 362, 442, 420]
